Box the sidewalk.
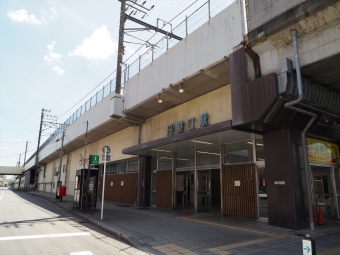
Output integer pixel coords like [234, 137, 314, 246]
[27, 190, 340, 255]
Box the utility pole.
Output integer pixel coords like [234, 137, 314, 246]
[115, 0, 163, 94]
[115, 0, 127, 95]
[23, 141, 28, 167]
[84, 120, 90, 210]
[58, 129, 65, 183]
[35, 108, 45, 167]
[17, 154, 21, 167]
[84, 121, 88, 170]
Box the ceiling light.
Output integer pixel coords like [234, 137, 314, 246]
[160, 157, 172, 160]
[157, 94, 163, 103]
[197, 151, 220, 156]
[191, 140, 213, 145]
[151, 149, 171, 152]
[179, 83, 184, 93]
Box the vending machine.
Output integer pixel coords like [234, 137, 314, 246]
[73, 168, 98, 209]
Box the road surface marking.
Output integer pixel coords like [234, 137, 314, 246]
[0, 232, 91, 241]
[179, 215, 284, 238]
[70, 252, 94, 255]
[153, 244, 199, 255]
[208, 238, 273, 254]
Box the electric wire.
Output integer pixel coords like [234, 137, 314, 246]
[57, 1, 212, 119]
[64, 131, 83, 160]
[50, 8, 121, 113]
[56, 1, 186, 118]
[0, 149, 35, 157]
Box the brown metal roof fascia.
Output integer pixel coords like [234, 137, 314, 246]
[244, 45, 262, 79]
[122, 120, 232, 154]
[230, 47, 278, 127]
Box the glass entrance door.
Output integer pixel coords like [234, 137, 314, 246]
[176, 171, 190, 209]
[257, 166, 268, 218]
[197, 170, 211, 211]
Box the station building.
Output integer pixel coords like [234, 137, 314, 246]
[21, 0, 340, 230]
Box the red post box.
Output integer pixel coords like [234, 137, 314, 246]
[57, 186, 67, 197]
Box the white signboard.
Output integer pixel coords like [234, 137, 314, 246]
[234, 181, 241, 186]
[274, 181, 285, 185]
[121, 181, 124, 186]
[302, 239, 312, 255]
[102, 154, 111, 161]
[110, 182, 113, 186]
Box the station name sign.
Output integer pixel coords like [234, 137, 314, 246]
[167, 113, 209, 136]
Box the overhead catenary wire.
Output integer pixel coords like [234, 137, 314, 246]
[56, 0, 211, 119]
[56, 1, 187, 118]
[0, 149, 35, 157]
[50, 8, 122, 113]
[64, 131, 83, 160]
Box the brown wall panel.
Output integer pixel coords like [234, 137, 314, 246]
[156, 170, 172, 208]
[222, 163, 257, 219]
[98, 173, 138, 204]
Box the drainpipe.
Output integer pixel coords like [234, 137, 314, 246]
[284, 30, 316, 231]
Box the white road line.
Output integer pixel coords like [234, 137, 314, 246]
[70, 252, 94, 255]
[0, 232, 91, 241]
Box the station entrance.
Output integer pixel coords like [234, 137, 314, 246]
[175, 169, 221, 212]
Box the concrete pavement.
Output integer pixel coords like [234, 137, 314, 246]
[24, 190, 340, 255]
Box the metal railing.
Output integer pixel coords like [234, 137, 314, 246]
[34, 0, 234, 158]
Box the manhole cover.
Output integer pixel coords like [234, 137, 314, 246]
[115, 204, 131, 207]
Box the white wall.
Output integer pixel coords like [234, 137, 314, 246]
[124, 1, 244, 111]
[25, 91, 117, 170]
[25, 1, 244, 170]
[253, 23, 340, 75]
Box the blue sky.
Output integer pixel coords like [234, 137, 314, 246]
[0, 0, 235, 167]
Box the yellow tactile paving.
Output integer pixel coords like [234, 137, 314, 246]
[179, 215, 285, 238]
[207, 238, 274, 255]
[318, 246, 340, 255]
[153, 244, 200, 255]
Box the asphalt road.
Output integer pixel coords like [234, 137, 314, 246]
[0, 188, 148, 255]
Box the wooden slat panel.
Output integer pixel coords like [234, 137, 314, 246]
[222, 163, 258, 219]
[156, 170, 172, 208]
[98, 173, 138, 204]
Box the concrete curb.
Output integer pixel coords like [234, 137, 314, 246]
[29, 192, 137, 249]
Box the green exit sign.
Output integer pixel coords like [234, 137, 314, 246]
[90, 155, 99, 165]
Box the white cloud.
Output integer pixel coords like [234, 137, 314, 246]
[44, 41, 64, 74]
[7, 9, 41, 24]
[71, 26, 116, 60]
[7, 7, 57, 25]
[52, 65, 64, 75]
[49, 51, 62, 61]
[47, 41, 56, 50]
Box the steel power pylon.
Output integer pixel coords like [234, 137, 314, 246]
[115, 0, 182, 94]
